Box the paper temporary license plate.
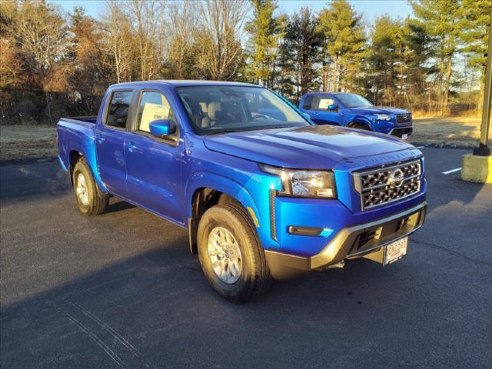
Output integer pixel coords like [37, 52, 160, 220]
[384, 237, 408, 265]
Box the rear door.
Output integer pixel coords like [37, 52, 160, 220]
[95, 89, 134, 197]
[124, 89, 184, 224]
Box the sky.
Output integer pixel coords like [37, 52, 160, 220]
[52, 0, 413, 25]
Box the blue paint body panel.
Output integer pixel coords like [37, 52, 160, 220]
[57, 81, 426, 258]
[299, 92, 413, 135]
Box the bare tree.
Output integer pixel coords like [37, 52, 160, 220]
[103, 1, 136, 83]
[125, 0, 165, 80]
[196, 0, 250, 80]
[9, 1, 67, 89]
[167, 1, 200, 79]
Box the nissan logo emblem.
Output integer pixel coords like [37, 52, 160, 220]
[388, 169, 405, 188]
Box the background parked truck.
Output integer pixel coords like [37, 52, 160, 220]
[300, 92, 413, 138]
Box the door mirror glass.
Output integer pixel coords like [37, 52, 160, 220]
[149, 119, 171, 138]
[327, 104, 338, 111]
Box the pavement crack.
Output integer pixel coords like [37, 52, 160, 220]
[57, 298, 157, 369]
[60, 309, 129, 369]
[412, 239, 492, 267]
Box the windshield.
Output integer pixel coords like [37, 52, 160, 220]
[176, 86, 309, 134]
[337, 94, 373, 108]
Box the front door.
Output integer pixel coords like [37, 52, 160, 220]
[96, 89, 134, 197]
[124, 90, 184, 225]
[310, 95, 341, 125]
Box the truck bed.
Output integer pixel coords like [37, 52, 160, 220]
[60, 116, 98, 125]
[57, 117, 98, 173]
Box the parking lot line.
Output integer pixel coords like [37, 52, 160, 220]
[442, 167, 462, 175]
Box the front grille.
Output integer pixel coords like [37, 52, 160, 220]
[396, 113, 412, 125]
[353, 160, 421, 210]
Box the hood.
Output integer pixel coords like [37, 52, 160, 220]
[346, 106, 409, 115]
[203, 125, 420, 169]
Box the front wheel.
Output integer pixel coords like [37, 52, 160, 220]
[72, 158, 109, 216]
[197, 203, 270, 303]
[350, 122, 371, 131]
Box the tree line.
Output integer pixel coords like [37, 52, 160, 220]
[0, 0, 490, 124]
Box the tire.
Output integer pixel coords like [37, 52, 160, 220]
[197, 202, 271, 303]
[350, 122, 371, 131]
[72, 158, 109, 216]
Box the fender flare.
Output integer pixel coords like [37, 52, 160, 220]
[348, 116, 372, 130]
[184, 172, 264, 254]
[67, 142, 108, 193]
[185, 171, 261, 222]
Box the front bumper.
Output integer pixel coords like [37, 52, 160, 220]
[390, 127, 413, 137]
[264, 202, 426, 280]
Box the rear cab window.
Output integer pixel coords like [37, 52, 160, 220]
[302, 95, 314, 110]
[105, 90, 133, 129]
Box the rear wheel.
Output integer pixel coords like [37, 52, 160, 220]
[72, 158, 109, 216]
[197, 203, 270, 303]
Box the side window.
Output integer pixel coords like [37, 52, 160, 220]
[137, 91, 176, 134]
[302, 95, 314, 110]
[316, 97, 335, 110]
[106, 91, 133, 129]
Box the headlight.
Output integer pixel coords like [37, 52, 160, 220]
[374, 113, 392, 121]
[260, 165, 336, 198]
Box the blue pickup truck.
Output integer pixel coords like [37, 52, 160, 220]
[58, 81, 426, 302]
[299, 92, 413, 138]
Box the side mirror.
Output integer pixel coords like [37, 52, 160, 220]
[149, 119, 172, 138]
[327, 104, 338, 111]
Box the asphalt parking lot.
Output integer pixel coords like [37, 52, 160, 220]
[1, 147, 491, 369]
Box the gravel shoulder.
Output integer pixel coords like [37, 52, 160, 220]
[0, 125, 58, 161]
[0, 116, 488, 161]
[411, 116, 489, 148]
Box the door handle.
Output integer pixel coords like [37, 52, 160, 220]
[127, 141, 143, 153]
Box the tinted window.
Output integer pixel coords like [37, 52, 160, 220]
[106, 91, 132, 129]
[136, 91, 176, 134]
[302, 95, 313, 110]
[176, 86, 309, 135]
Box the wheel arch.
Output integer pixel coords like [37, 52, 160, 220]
[186, 174, 261, 254]
[348, 116, 372, 130]
[66, 147, 108, 193]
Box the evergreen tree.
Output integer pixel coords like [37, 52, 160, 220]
[365, 16, 405, 105]
[246, 0, 285, 88]
[278, 8, 322, 102]
[317, 0, 366, 92]
[410, 0, 462, 115]
[458, 0, 492, 109]
[402, 19, 437, 112]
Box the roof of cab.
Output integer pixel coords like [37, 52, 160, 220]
[304, 92, 355, 96]
[109, 80, 261, 89]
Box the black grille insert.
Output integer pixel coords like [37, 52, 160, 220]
[353, 160, 422, 210]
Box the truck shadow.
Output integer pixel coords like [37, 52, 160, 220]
[105, 198, 136, 213]
[0, 245, 382, 368]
